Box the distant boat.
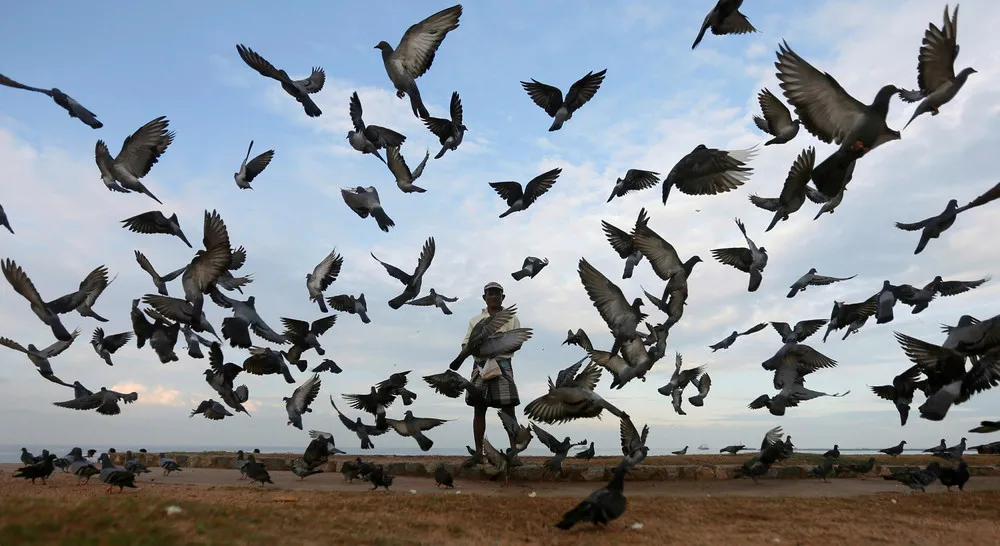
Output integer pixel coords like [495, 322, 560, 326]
[697, 444, 709, 451]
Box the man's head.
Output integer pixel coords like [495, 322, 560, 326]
[483, 281, 505, 310]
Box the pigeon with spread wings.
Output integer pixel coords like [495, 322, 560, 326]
[489, 168, 561, 218]
[422, 90, 467, 159]
[233, 140, 274, 190]
[601, 207, 650, 279]
[895, 181, 1000, 255]
[0, 73, 102, 128]
[691, 0, 757, 50]
[711, 218, 768, 292]
[521, 69, 607, 132]
[329, 396, 386, 450]
[236, 44, 325, 117]
[662, 144, 757, 204]
[753, 88, 800, 145]
[1, 259, 75, 341]
[709, 322, 768, 352]
[348, 91, 406, 164]
[524, 358, 629, 424]
[383, 411, 450, 452]
[387, 146, 430, 193]
[375, 4, 463, 118]
[787, 268, 857, 298]
[371, 236, 436, 309]
[305, 249, 343, 313]
[0, 331, 80, 387]
[95, 116, 173, 203]
[284, 374, 322, 430]
[578, 257, 646, 355]
[341, 186, 395, 232]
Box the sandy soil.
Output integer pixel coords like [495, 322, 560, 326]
[4, 462, 1000, 545]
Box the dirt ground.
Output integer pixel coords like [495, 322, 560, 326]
[3, 463, 1000, 545]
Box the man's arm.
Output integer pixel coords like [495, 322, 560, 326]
[509, 316, 521, 330]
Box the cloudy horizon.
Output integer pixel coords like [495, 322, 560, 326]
[1, 0, 999, 457]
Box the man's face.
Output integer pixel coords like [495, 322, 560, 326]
[483, 289, 504, 308]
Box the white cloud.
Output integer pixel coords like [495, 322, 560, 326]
[2, 0, 1000, 456]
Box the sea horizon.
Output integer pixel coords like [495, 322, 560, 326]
[0, 444, 930, 464]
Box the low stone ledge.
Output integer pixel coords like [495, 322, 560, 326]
[107, 453, 1000, 482]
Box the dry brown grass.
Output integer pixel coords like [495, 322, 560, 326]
[3, 471, 1000, 545]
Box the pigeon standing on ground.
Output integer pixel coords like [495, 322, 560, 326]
[284, 373, 322, 430]
[95, 116, 173, 203]
[883, 463, 939, 492]
[0, 73, 103, 128]
[236, 44, 325, 117]
[753, 88, 800, 145]
[691, 0, 757, 50]
[348, 91, 406, 164]
[434, 463, 454, 488]
[341, 186, 395, 232]
[387, 146, 430, 193]
[158, 454, 182, 476]
[894, 181, 1000, 254]
[936, 459, 970, 491]
[371, 236, 436, 309]
[511, 257, 549, 281]
[422, 90, 466, 159]
[711, 218, 768, 292]
[574, 442, 595, 460]
[233, 140, 274, 190]
[555, 462, 629, 530]
[822, 444, 841, 459]
[405, 288, 458, 315]
[662, 144, 757, 204]
[521, 69, 608, 132]
[375, 4, 463, 118]
[244, 454, 273, 488]
[880, 441, 907, 457]
[489, 168, 562, 218]
[305, 249, 343, 313]
[898, 5, 975, 130]
[787, 268, 857, 298]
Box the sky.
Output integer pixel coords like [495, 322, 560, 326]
[1, 0, 999, 457]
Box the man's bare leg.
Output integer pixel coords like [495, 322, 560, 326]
[473, 405, 487, 461]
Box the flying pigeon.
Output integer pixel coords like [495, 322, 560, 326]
[422, 90, 467, 158]
[305, 249, 343, 313]
[607, 169, 661, 203]
[91, 328, 133, 366]
[236, 44, 325, 117]
[489, 168, 561, 218]
[95, 116, 173, 203]
[371, 236, 436, 309]
[787, 268, 857, 298]
[347, 91, 406, 164]
[511, 257, 548, 281]
[121, 211, 191, 248]
[711, 218, 768, 292]
[233, 140, 274, 190]
[405, 288, 458, 315]
[374, 4, 463, 118]
[386, 146, 430, 193]
[284, 373, 322, 430]
[0, 73, 103, 128]
[691, 0, 757, 49]
[327, 293, 370, 323]
[341, 186, 395, 232]
[521, 69, 608, 131]
[662, 144, 757, 204]
[752, 87, 800, 145]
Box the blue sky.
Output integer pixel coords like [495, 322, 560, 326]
[2, 0, 1000, 456]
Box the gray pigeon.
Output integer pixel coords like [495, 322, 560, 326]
[657, 353, 706, 415]
[242, 346, 297, 384]
[341, 186, 395, 232]
[489, 168, 561, 218]
[521, 69, 608, 131]
[233, 140, 274, 190]
[879, 441, 907, 456]
[327, 293, 371, 323]
[824, 295, 878, 342]
[601, 207, 650, 279]
[348, 91, 406, 163]
[0, 203, 13, 234]
[182, 324, 213, 358]
[511, 257, 549, 281]
[204, 342, 251, 416]
[691, 0, 757, 49]
[753, 88, 800, 145]
[524, 358, 628, 424]
[311, 359, 342, 374]
[0, 73, 103, 128]
[578, 258, 646, 355]
[190, 399, 233, 420]
[607, 169, 660, 203]
[280, 315, 338, 365]
[53, 386, 138, 416]
[662, 144, 757, 204]
[330, 396, 386, 450]
[210, 291, 287, 349]
[562, 328, 594, 352]
[530, 422, 588, 477]
[95, 116, 172, 203]
[895, 181, 1000, 254]
[305, 249, 343, 314]
[284, 373, 322, 430]
[774, 40, 900, 197]
[158, 453, 182, 476]
[898, 6, 975, 130]
[405, 288, 458, 315]
[387, 146, 429, 193]
[588, 334, 667, 389]
[236, 44, 325, 117]
[121, 211, 191, 248]
[136, 305, 181, 363]
[1, 258, 75, 341]
[375, 4, 463, 118]
[91, 328, 133, 366]
[422, 90, 466, 159]
[133, 250, 185, 296]
[711, 218, 768, 292]
[631, 221, 702, 320]
[787, 268, 857, 298]
[423, 369, 485, 406]
[555, 462, 628, 530]
[709, 322, 768, 351]
[769, 319, 828, 343]
[0, 331, 80, 387]
[871, 363, 926, 426]
[620, 415, 650, 469]
[371, 236, 436, 310]
[141, 294, 219, 340]
[764, 147, 816, 232]
[384, 410, 450, 452]
[448, 306, 531, 370]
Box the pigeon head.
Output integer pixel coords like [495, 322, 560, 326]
[374, 41, 392, 51]
[946, 199, 959, 209]
[957, 67, 978, 80]
[808, 267, 817, 274]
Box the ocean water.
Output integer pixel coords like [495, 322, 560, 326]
[0, 444, 905, 464]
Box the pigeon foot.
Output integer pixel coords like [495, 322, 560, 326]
[396, 90, 405, 99]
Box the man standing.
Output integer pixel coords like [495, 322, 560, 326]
[461, 281, 522, 465]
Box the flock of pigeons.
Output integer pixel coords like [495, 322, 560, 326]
[2, 0, 999, 531]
